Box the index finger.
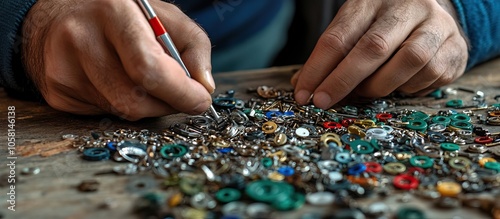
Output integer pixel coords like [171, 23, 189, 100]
[293, 1, 378, 105]
[298, 1, 427, 109]
[102, 0, 212, 114]
[152, 0, 215, 93]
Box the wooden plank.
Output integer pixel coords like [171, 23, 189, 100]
[1, 60, 499, 218]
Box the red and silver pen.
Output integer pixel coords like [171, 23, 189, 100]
[137, 0, 219, 120]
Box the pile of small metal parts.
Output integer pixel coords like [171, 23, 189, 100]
[69, 86, 500, 219]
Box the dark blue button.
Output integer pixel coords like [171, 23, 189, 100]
[83, 148, 110, 161]
[347, 163, 367, 175]
[217, 147, 233, 154]
[278, 166, 295, 176]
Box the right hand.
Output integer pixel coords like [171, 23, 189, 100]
[22, 0, 214, 121]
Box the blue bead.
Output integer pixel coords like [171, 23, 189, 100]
[347, 163, 367, 175]
[266, 111, 283, 119]
[278, 166, 295, 176]
[106, 142, 117, 151]
[341, 134, 360, 144]
[328, 142, 340, 148]
[283, 111, 295, 117]
[335, 152, 351, 163]
[217, 147, 233, 154]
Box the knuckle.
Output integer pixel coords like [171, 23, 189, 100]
[93, 0, 120, 15]
[336, 76, 352, 93]
[319, 29, 350, 56]
[437, 72, 455, 85]
[193, 27, 211, 47]
[403, 43, 433, 68]
[130, 51, 164, 80]
[184, 25, 211, 51]
[359, 32, 391, 59]
[54, 17, 81, 43]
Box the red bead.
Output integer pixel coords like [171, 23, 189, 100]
[323, 121, 343, 129]
[376, 113, 393, 122]
[364, 162, 382, 173]
[393, 174, 419, 190]
[474, 136, 493, 144]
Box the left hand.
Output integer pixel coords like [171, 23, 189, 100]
[292, 0, 468, 109]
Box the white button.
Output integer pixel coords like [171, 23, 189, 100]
[295, 127, 310, 137]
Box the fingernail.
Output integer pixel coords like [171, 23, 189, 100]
[295, 90, 311, 105]
[204, 70, 216, 93]
[314, 92, 332, 109]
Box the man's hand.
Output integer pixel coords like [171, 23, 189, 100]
[22, 0, 214, 121]
[292, 0, 468, 109]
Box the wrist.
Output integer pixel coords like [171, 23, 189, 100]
[22, 0, 71, 95]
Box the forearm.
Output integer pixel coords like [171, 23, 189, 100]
[0, 0, 38, 99]
[451, 0, 500, 69]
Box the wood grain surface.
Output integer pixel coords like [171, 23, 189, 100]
[1, 61, 500, 219]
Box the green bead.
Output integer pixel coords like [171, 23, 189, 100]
[446, 99, 463, 108]
[410, 156, 434, 168]
[370, 139, 380, 151]
[313, 108, 323, 113]
[440, 143, 460, 151]
[450, 113, 471, 122]
[255, 113, 265, 120]
[431, 116, 451, 126]
[160, 144, 188, 159]
[350, 140, 374, 154]
[401, 116, 409, 122]
[271, 192, 305, 211]
[406, 119, 428, 132]
[492, 103, 500, 108]
[484, 162, 500, 172]
[141, 193, 162, 204]
[215, 188, 241, 203]
[396, 207, 426, 219]
[428, 89, 443, 99]
[450, 121, 473, 130]
[261, 157, 273, 168]
[245, 180, 294, 203]
[410, 111, 430, 121]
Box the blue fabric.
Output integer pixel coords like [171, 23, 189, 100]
[210, 0, 294, 72]
[0, 0, 37, 94]
[452, 0, 500, 69]
[175, 0, 285, 50]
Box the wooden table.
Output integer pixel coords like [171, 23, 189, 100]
[1, 60, 500, 219]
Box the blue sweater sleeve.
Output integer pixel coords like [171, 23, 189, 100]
[452, 0, 500, 69]
[0, 0, 38, 98]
